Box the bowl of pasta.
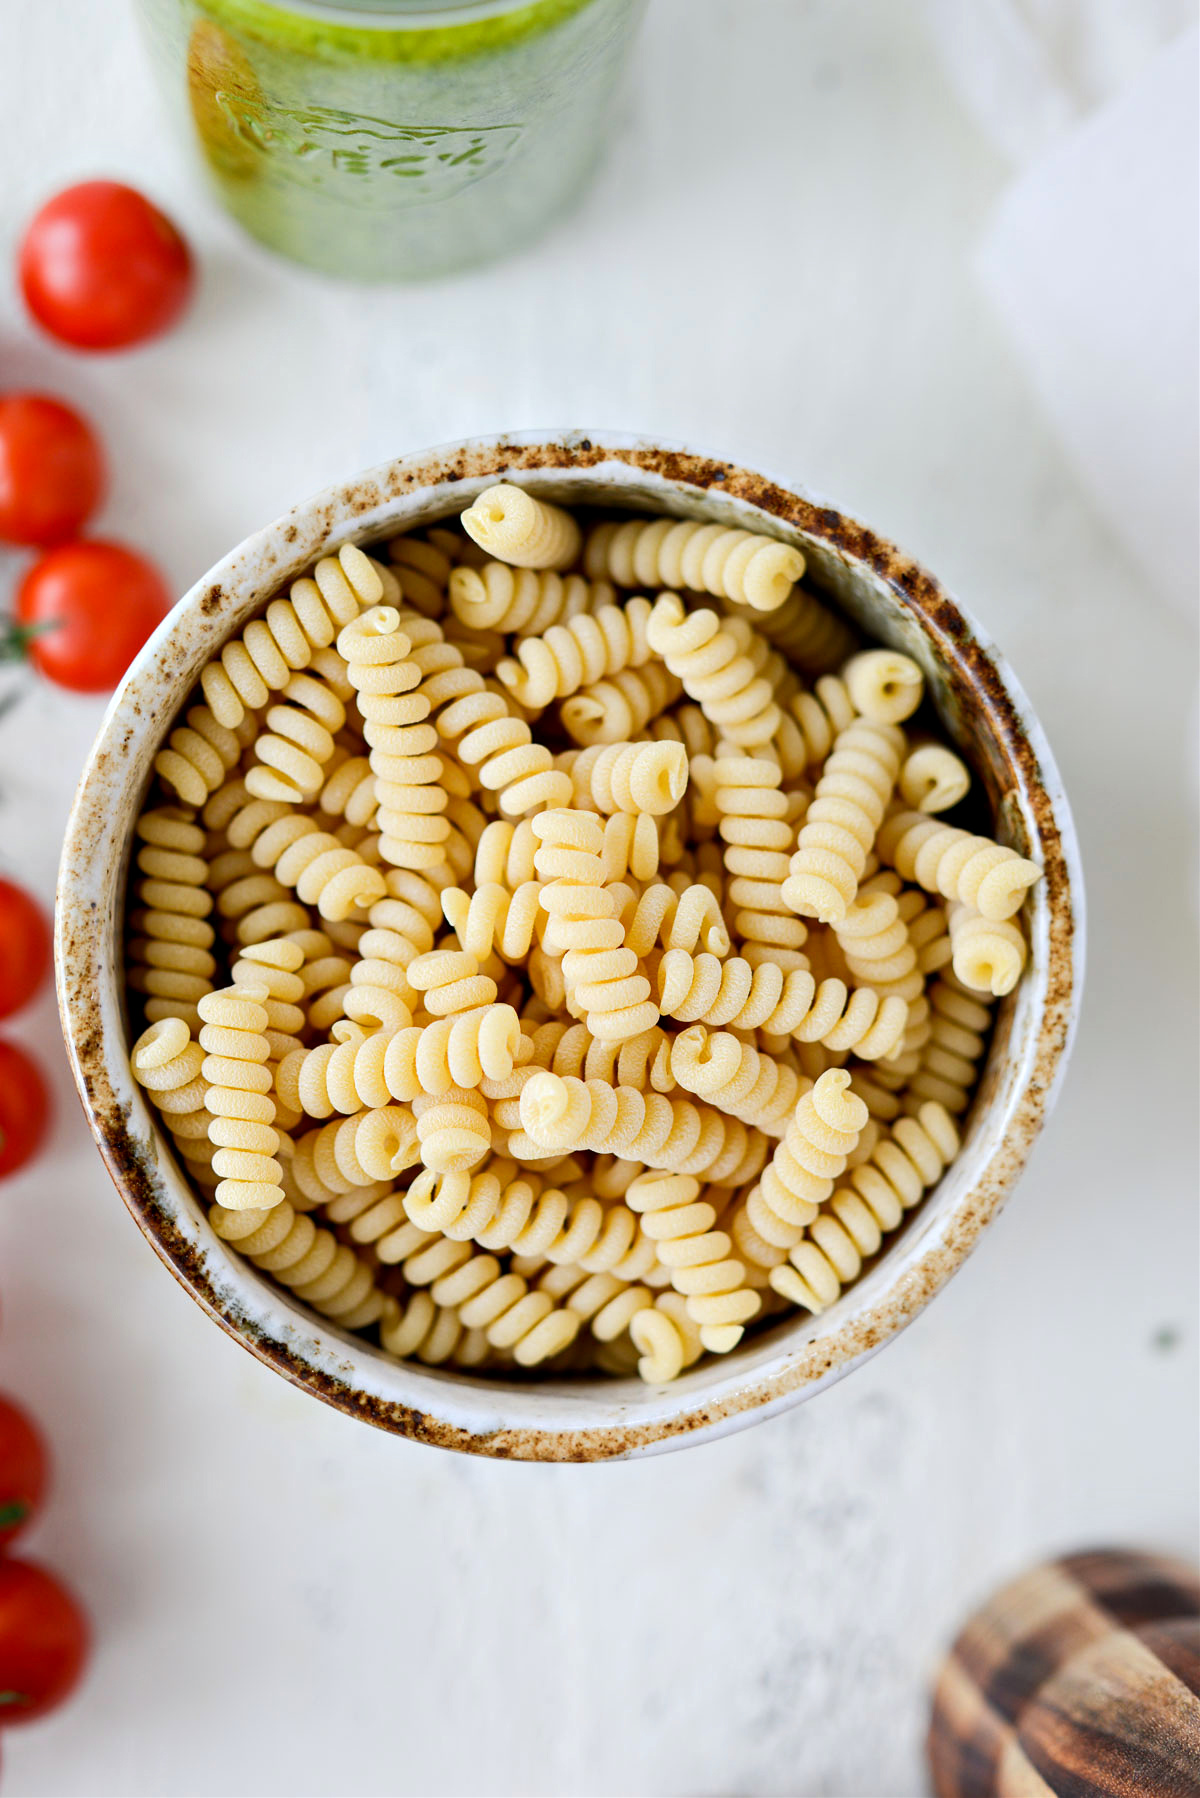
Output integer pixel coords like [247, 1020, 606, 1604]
[56, 432, 1083, 1460]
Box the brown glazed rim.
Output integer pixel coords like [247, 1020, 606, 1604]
[55, 433, 1083, 1460]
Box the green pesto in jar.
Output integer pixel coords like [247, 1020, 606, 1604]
[137, 0, 645, 280]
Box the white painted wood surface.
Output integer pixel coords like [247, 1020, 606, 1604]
[0, 3, 1195, 1793]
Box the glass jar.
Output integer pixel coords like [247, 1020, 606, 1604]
[136, 0, 646, 281]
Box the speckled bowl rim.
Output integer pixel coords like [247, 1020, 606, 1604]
[55, 432, 1084, 1461]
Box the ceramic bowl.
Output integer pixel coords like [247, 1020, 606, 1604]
[56, 432, 1084, 1461]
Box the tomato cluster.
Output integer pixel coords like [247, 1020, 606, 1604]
[2, 181, 194, 693]
[0, 1401, 88, 1737]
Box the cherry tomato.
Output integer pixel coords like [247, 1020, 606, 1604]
[12, 540, 169, 692]
[0, 1042, 50, 1181]
[0, 882, 52, 1022]
[0, 1560, 88, 1725]
[0, 1400, 48, 1552]
[20, 180, 193, 352]
[0, 395, 105, 549]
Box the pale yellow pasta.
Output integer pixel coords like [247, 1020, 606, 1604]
[441, 881, 542, 963]
[724, 582, 857, 675]
[532, 809, 658, 1042]
[378, 1290, 491, 1367]
[654, 950, 907, 1061]
[130, 499, 1037, 1385]
[770, 1101, 959, 1314]
[584, 516, 804, 614]
[646, 595, 780, 748]
[669, 1026, 805, 1136]
[245, 649, 350, 805]
[731, 1069, 868, 1274]
[714, 748, 809, 969]
[515, 1071, 769, 1186]
[460, 483, 581, 570]
[496, 597, 654, 709]
[337, 606, 448, 872]
[832, 873, 924, 1005]
[448, 561, 614, 634]
[210, 1197, 385, 1328]
[197, 984, 286, 1212]
[386, 533, 453, 618]
[397, 609, 572, 816]
[129, 1017, 218, 1192]
[156, 545, 384, 805]
[948, 904, 1027, 997]
[565, 740, 688, 816]
[842, 649, 924, 725]
[126, 808, 216, 1033]
[781, 675, 859, 770]
[560, 662, 683, 746]
[626, 1170, 760, 1353]
[412, 1084, 492, 1174]
[898, 741, 971, 813]
[781, 720, 905, 923]
[876, 809, 1042, 921]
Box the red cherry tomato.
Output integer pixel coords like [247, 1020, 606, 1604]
[12, 540, 169, 692]
[0, 1560, 88, 1725]
[0, 395, 105, 548]
[0, 1042, 50, 1181]
[0, 882, 52, 1022]
[20, 180, 193, 352]
[0, 1400, 48, 1552]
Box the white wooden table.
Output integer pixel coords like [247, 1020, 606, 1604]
[1, 4, 1195, 1793]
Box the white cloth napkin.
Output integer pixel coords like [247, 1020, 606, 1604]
[925, 4, 1199, 622]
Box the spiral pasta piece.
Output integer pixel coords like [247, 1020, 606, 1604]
[515, 1072, 769, 1186]
[655, 951, 906, 1061]
[232, 799, 387, 923]
[842, 649, 924, 724]
[732, 1069, 868, 1272]
[714, 749, 809, 968]
[782, 720, 904, 923]
[901, 977, 992, 1115]
[244, 651, 350, 805]
[413, 1084, 492, 1174]
[532, 809, 658, 1042]
[229, 936, 308, 1127]
[565, 741, 688, 816]
[781, 675, 859, 771]
[126, 808, 216, 1032]
[560, 661, 684, 747]
[210, 1197, 385, 1329]
[770, 1102, 960, 1313]
[618, 886, 732, 960]
[336, 605, 449, 872]
[417, 1245, 582, 1365]
[832, 873, 923, 1004]
[725, 582, 857, 674]
[473, 818, 539, 889]
[399, 609, 572, 816]
[387, 533, 453, 618]
[583, 515, 805, 613]
[669, 1025, 806, 1136]
[626, 1170, 760, 1352]
[155, 546, 384, 804]
[378, 1290, 490, 1367]
[898, 742, 971, 814]
[948, 904, 1027, 997]
[441, 881, 542, 964]
[876, 809, 1042, 922]
[196, 985, 286, 1212]
[460, 483, 582, 571]
[496, 597, 654, 710]
[448, 561, 615, 635]
[129, 1017, 218, 1192]
[646, 595, 781, 748]
[405, 1162, 656, 1284]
